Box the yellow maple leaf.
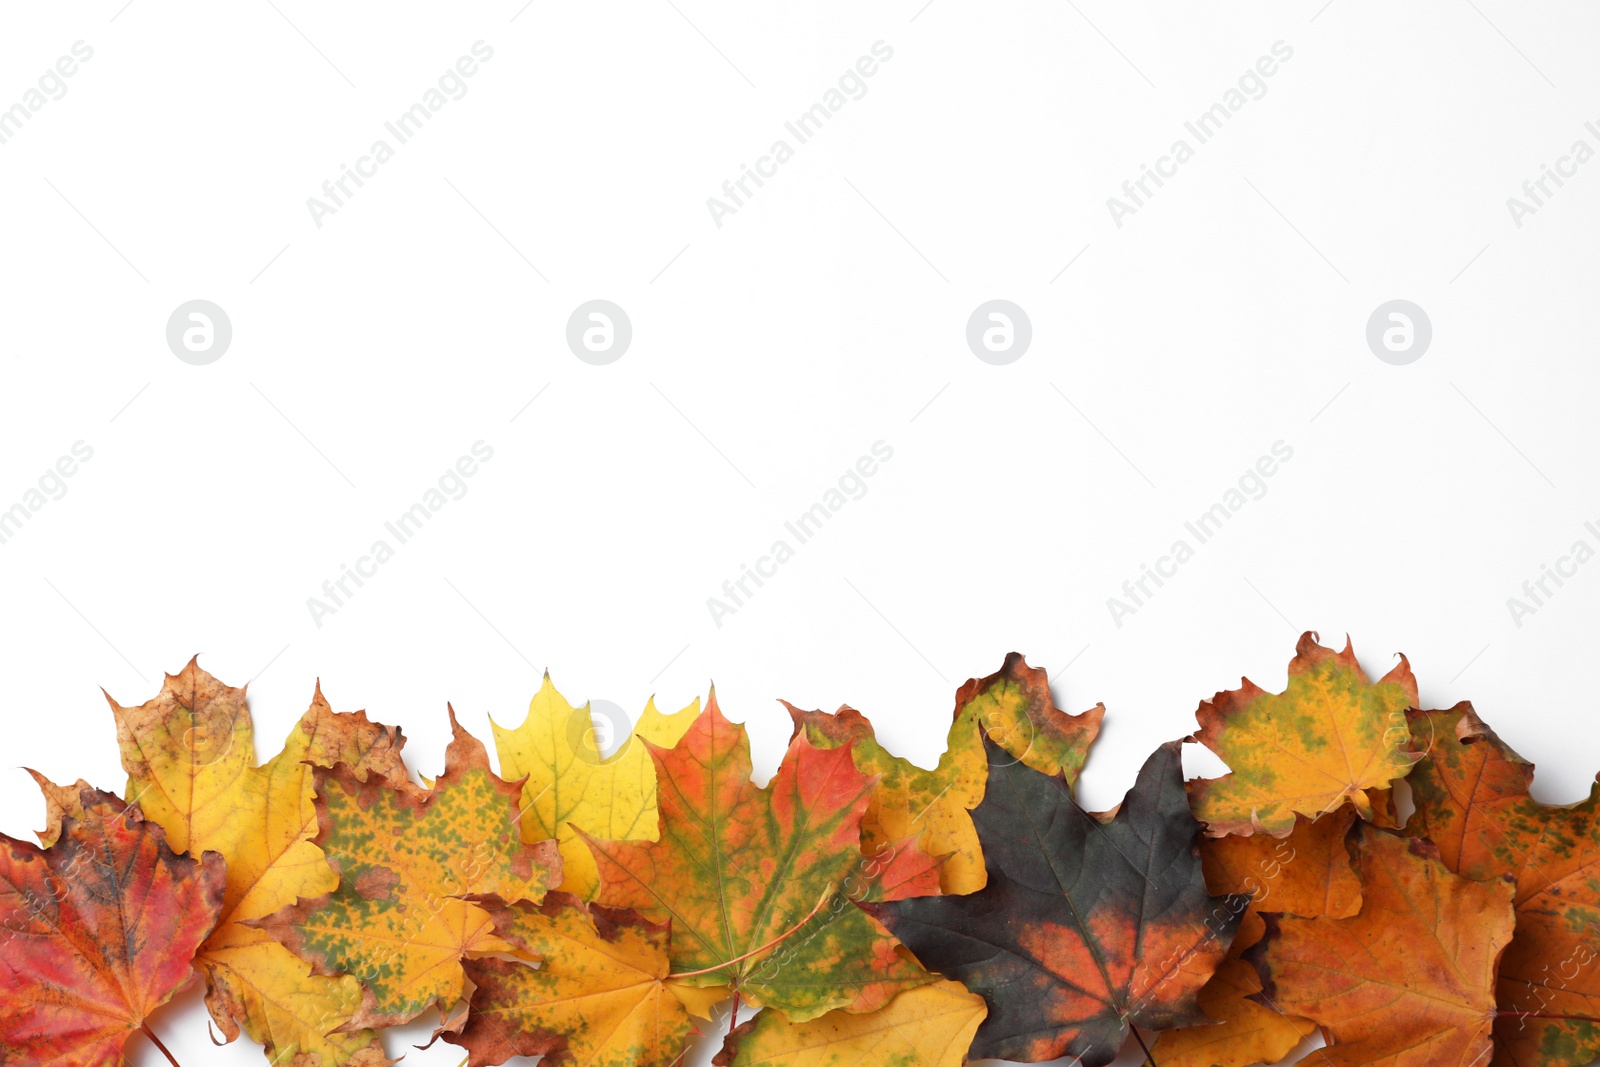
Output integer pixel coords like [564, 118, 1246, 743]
[492, 673, 698, 898]
[1151, 958, 1317, 1067]
[444, 892, 702, 1067]
[112, 659, 407, 1066]
[714, 980, 987, 1067]
[1150, 908, 1317, 1067]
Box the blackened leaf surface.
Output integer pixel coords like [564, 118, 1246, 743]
[865, 739, 1247, 1065]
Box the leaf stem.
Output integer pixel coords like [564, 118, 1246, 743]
[669, 890, 833, 979]
[141, 1024, 182, 1067]
[729, 990, 741, 1038]
[1128, 1026, 1155, 1067]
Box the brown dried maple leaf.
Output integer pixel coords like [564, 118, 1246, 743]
[1250, 825, 1515, 1067]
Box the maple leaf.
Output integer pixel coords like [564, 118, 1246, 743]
[112, 658, 408, 1066]
[442, 891, 697, 1067]
[715, 979, 987, 1067]
[1200, 804, 1363, 919]
[954, 652, 1105, 780]
[1150, 958, 1316, 1067]
[492, 674, 699, 900]
[27, 769, 96, 847]
[1188, 632, 1421, 837]
[1406, 702, 1600, 1067]
[0, 784, 225, 1067]
[582, 694, 938, 1022]
[1252, 825, 1515, 1067]
[863, 739, 1248, 1065]
[252, 709, 562, 1029]
[784, 701, 987, 897]
[1150, 806, 1361, 1066]
[786, 652, 1102, 896]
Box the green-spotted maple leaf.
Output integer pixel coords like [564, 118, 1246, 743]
[954, 651, 1105, 780]
[864, 739, 1248, 1065]
[1250, 825, 1515, 1067]
[1406, 702, 1600, 1067]
[443, 892, 698, 1067]
[787, 651, 1102, 895]
[1188, 632, 1422, 837]
[0, 785, 225, 1067]
[251, 709, 562, 1030]
[581, 693, 940, 1023]
[112, 660, 408, 1066]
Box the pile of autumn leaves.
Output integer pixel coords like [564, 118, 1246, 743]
[6, 636, 1600, 1067]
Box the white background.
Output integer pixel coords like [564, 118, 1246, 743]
[2, 2, 1599, 1064]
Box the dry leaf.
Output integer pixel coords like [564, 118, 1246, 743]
[865, 740, 1247, 1064]
[252, 709, 561, 1029]
[1188, 633, 1421, 836]
[0, 785, 225, 1067]
[787, 652, 1101, 896]
[444, 891, 694, 1067]
[493, 674, 698, 899]
[113, 660, 406, 1065]
[1407, 702, 1600, 1067]
[716, 980, 986, 1067]
[583, 693, 937, 1022]
[1251, 826, 1514, 1067]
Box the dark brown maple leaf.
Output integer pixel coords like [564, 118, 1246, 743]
[864, 739, 1247, 1065]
